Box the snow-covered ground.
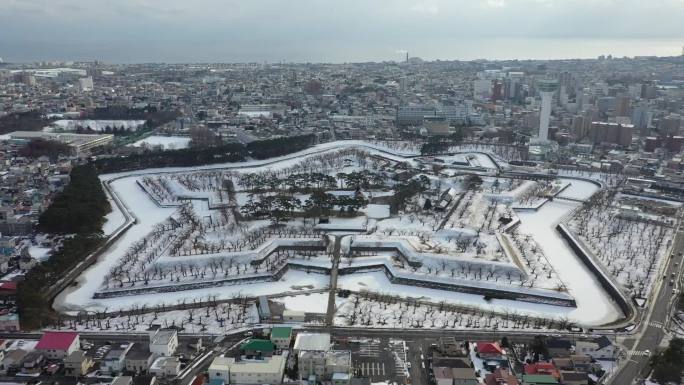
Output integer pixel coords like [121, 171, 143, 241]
[337, 271, 575, 319]
[101, 195, 126, 236]
[28, 245, 51, 262]
[130, 135, 191, 150]
[53, 176, 177, 313]
[52, 141, 625, 327]
[567, 191, 674, 301]
[516, 180, 623, 325]
[53, 303, 260, 334]
[273, 292, 334, 314]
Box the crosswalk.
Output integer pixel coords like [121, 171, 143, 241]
[627, 350, 651, 357]
[648, 321, 663, 329]
[390, 340, 408, 378]
[359, 341, 380, 357]
[357, 362, 386, 377]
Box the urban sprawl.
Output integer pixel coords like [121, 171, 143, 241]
[0, 56, 682, 385]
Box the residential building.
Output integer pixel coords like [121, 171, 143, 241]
[521, 374, 559, 385]
[150, 356, 181, 377]
[103, 343, 133, 375]
[0, 314, 20, 331]
[64, 350, 94, 376]
[298, 350, 351, 380]
[332, 372, 351, 385]
[149, 329, 178, 357]
[524, 362, 560, 380]
[270, 327, 293, 349]
[433, 366, 478, 385]
[209, 357, 233, 381]
[589, 122, 633, 146]
[125, 343, 154, 374]
[546, 339, 573, 357]
[559, 371, 589, 385]
[208, 354, 286, 385]
[21, 351, 44, 374]
[475, 342, 505, 360]
[226, 355, 286, 385]
[35, 331, 80, 359]
[240, 339, 276, 358]
[574, 337, 615, 360]
[294, 333, 330, 352]
[569, 355, 592, 372]
[1, 349, 27, 372]
[282, 310, 305, 322]
[484, 368, 519, 385]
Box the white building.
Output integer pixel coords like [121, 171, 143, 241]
[282, 310, 305, 322]
[209, 357, 234, 381]
[208, 355, 286, 385]
[35, 332, 80, 360]
[537, 79, 558, 142]
[149, 329, 178, 357]
[150, 356, 181, 377]
[473, 79, 492, 101]
[103, 344, 133, 375]
[298, 350, 351, 380]
[574, 337, 615, 360]
[79, 76, 94, 92]
[293, 333, 330, 352]
[294, 333, 349, 381]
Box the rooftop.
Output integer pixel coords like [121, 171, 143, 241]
[36, 331, 79, 351]
[294, 333, 330, 351]
[270, 326, 292, 339]
[240, 339, 276, 352]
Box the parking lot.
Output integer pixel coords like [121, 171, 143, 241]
[334, 338, 407, 384]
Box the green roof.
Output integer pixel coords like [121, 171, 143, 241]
[240, 339, 275, 352]
[523, 375, 559, 385]
[271, 327, 293, 339]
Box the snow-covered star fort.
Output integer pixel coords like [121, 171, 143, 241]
[53, 141, 676, 333]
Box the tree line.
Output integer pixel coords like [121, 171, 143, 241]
[19, 164, 111, 329]
[87, 105, 180, 130]
[18, 139, 73, 161]
[94, 134, 317, 173]
[246, 134, 316, 159]
[38, 165, 111, 234]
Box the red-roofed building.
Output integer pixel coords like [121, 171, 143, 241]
[0, 281, 17, 297]
[524, 362, 560, 380]
[36, 331, 80, 359]
[476, 342, 505, 359]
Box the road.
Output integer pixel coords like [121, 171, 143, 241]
[608, 230, 684, 385]
[325, 235, 342, 326]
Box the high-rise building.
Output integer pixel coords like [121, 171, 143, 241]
[615, 95, 630, 117]
[537, 79, 558, 141]
[632, 105, 653, 136]
[79, 76, 94, 92]
[589, 122, 633, 146]
[661, 114, 682, 136]
[19, 72, 36, 86]
[473, 79, 492, 101]
[492, 81, 503, 101]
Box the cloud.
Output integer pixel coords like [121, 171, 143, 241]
[485, 0, 507, 7]
[1, 0, 683, 62]
[410, 1, 440, 14]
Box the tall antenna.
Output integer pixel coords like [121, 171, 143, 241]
[406, 52, 409, 63]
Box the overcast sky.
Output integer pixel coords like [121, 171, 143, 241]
[1, 0, 683, 63]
